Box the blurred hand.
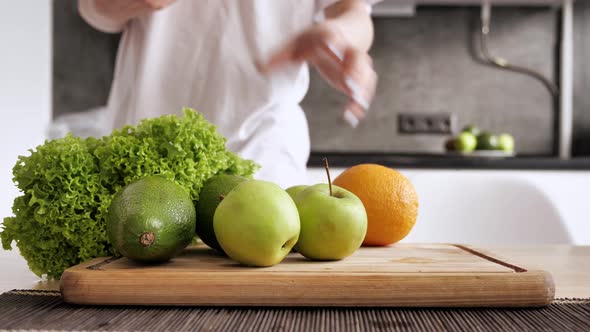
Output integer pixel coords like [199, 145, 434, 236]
[260, 23, 377, 122]
[91, 0, 176, 22]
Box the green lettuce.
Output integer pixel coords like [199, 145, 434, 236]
[1, 108, 258, 278]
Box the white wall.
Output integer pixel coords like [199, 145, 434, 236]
[0, 2, 52, 222]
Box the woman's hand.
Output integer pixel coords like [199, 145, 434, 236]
[260, 23, 376, 123]
[260, 0, 377, 126]
[89, 0, 176, 23]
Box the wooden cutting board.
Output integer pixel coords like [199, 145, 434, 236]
[60, 244, 554, 307]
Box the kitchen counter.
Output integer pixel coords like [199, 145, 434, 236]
[308, 152, 590, 170]
[1, 245, 589, 298]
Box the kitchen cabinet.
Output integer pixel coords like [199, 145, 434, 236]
[372, 0, 574, 159]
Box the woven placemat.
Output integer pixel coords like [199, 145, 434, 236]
[0, 290, 588, 332]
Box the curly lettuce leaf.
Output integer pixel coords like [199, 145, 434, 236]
[1, 108, 258, 278]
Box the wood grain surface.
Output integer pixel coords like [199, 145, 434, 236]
[59, 244, 555, 307]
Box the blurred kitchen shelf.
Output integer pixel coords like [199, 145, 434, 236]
[308, 152, 590, 170]
[372, 0, 568, 16]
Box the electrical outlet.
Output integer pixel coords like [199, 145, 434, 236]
[398, 113, 455, 134]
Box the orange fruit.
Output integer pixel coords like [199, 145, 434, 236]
[332, 164, 418, 246]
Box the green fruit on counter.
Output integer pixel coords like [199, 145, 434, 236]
[214, 180, 300, 267]
[462, 125, 481, 136]
[455, 132, 478, 153]
[294, 184, 367, 261]
[286, 185, 309, 200]
[498, 133, 515, 153]
[195, 174, 248, 253]
[106, 176, 196, 263]
[476, 132, 499, 150]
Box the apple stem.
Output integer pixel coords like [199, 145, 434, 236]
[323, 157, 333, 197]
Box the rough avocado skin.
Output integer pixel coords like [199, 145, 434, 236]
[106, 176, 196, 262]
[195, 174, 248, 253]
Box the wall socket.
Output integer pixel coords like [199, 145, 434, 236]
[398, 113, 456, 134]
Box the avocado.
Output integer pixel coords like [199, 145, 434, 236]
[106, 176, 196, 263]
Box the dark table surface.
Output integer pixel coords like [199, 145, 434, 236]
[308, 152, 590, 170]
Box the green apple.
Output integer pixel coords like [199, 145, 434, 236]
[498, 133, 515, 152]
[294, 184, 367, 261]
[213, 180, 300, 267]
[455, 132, 477, 153]
[195, 174, 248, 253]
[285, 185, 308, 254]
[286, 185, 308, 200]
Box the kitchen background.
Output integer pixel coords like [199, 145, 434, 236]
[1, 1, 590, 245]
[51, 0, 590, 156]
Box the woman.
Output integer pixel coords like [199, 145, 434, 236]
[79, 0, 379, 188]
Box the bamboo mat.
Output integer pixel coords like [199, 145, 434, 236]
[0, 290, 588, 332]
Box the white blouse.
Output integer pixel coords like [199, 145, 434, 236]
[79, 0, 377, 188]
